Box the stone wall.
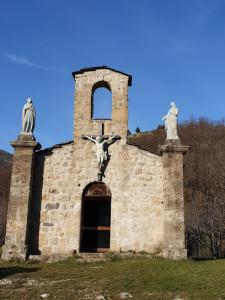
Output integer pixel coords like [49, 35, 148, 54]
[30, 143, 75, 257]
[30, 139, 164, 257]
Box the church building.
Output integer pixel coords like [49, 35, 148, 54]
[2, 66, 188, 261]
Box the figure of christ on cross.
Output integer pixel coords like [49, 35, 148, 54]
[84, 135, 117, 175]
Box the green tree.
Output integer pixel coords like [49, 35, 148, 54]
[135, 127, 140, 133]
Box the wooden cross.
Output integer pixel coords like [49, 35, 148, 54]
[99, 122, 104, 136]
[82, 122, 120, 140]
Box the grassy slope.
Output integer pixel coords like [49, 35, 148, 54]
[0, 256, 225, 300]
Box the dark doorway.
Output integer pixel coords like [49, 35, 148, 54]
[80, 182, 111, 253]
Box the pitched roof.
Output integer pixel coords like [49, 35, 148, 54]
[72, 66, 132, 86]
[37, 141, 73, 154]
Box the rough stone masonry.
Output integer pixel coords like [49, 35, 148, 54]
[2, 66, 188, 261]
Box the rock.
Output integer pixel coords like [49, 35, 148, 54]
[40, 294, 50, 299]
[96, 296, 106, 300]
[0, 279, 12, 285]
[25, 279, 39, 286]
[120, 292, 133, 298]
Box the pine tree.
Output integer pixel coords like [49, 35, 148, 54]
[135, 127, 140, 133]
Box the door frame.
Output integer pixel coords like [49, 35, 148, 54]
[80, 182, 111, 253]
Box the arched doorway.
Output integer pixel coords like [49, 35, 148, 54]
[80, 182, 111, 253]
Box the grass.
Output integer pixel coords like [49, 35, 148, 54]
[0, 256, 225, 299]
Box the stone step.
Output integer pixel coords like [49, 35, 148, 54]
[77, 252, 107, 262]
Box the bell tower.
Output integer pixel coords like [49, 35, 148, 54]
[72, 66, 132, 142]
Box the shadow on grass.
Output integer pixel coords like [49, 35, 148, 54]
[188, 256, 217, 262]
[0, 267, 40, 279]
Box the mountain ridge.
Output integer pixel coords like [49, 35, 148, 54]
[0, 150, 13, 166]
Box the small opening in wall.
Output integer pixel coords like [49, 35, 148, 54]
[92, 81, 112, 120]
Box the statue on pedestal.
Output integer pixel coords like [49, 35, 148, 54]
[162, 102, 179, 140]
[22, 98, 36, 134]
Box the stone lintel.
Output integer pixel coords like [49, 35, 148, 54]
[10, 140, 41, 150]
[158, 143, 188, 155]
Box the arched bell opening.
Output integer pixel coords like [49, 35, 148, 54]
[91, 81, 112, 120]
[80, 182, 111, 253]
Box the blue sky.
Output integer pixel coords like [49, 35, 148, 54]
[1, 0, 225, 153]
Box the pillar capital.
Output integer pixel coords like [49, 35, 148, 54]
[9, 133, 41, 150]
[159, 140, 188, 155]
[10, 140, 41, 150]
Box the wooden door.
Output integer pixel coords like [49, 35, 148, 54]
[80, 183, 111, 252]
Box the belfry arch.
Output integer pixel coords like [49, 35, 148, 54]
[91, 81, 112, 120]
[80, 182, 112, 253]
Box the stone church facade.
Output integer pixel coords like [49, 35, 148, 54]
[2, 66, 188, 260]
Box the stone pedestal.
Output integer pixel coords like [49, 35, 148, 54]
[2, 135, 41, 260]
[159, 141, 188, 260]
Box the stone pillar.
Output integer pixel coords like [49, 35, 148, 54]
[2, 134, 41, 260]
[159, 140, 188, 260]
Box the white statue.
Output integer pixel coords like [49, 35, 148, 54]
[85, 135, 116, 174]
[22, 98, 36, 134]
[162, 102, 179, 139]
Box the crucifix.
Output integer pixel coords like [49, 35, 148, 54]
[82, 122, 120, 181]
